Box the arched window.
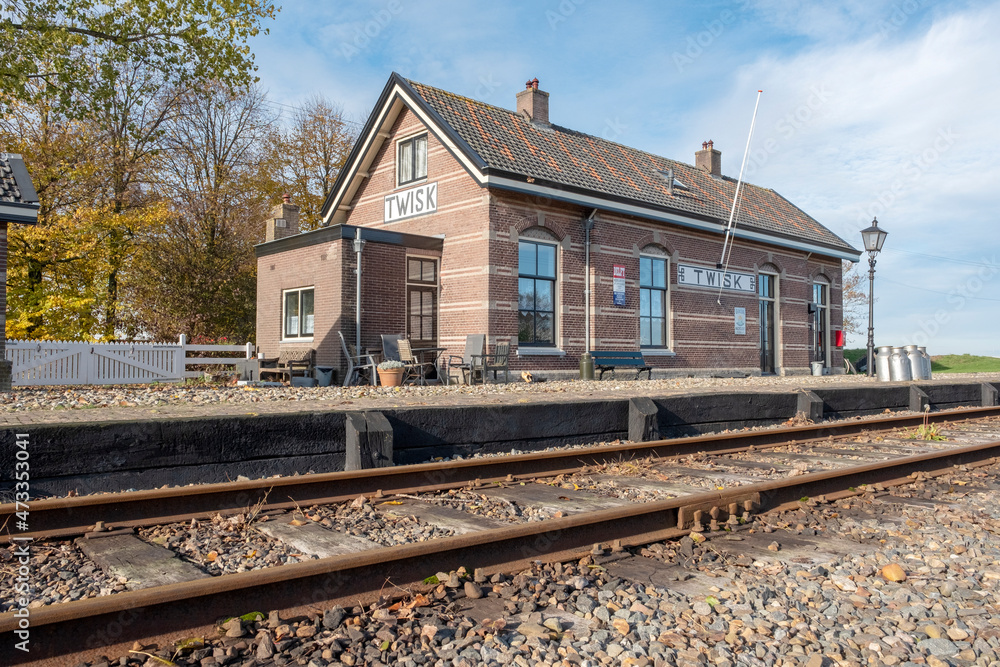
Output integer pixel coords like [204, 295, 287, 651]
[639, 245, 670, 348]
[518, 229, 558, 346]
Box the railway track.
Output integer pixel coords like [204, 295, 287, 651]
[3, 406, 1000, 666]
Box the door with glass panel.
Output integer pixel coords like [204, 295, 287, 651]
[758, 274, 776, 374]
[812, 282, 828, 365]
[407, 257, 437, 348]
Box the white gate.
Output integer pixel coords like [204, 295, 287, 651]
[5, 337, 253, 386]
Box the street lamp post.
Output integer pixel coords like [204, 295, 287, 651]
[860, 218, 888, 377]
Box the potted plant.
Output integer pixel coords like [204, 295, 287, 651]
[377, 360, 405, 387]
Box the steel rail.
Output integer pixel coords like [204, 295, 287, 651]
[3, 406, 999, 543]
[3, 436, 999, 666]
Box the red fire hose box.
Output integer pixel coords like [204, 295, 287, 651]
[834, 330, 845, 347]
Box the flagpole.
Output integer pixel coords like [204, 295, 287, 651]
[717, 89, 763, 305]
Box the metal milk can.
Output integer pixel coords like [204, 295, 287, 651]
[890, 347, 912, 381]
[904, 344, 925, 380]
[918, 346, 932, 379]
[875, 346, 893, 381]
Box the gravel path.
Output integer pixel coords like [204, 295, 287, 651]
[3, 372, 998, 417]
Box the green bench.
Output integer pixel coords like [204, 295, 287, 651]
[589, 350, 652, 381]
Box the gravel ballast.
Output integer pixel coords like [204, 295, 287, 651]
[54, 459, 1000, 667]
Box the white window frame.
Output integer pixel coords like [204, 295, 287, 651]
[396, 133, 428, 187]
[639, 253, 671, 350]
[812, 279, 830, 366]
[517, 237, 559, 348]
[758, 271, 780, 373]
[282, 287, 315, 341]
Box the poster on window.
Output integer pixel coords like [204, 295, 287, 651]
[734, 307, 746, 335]
[612, 264, 626, 306]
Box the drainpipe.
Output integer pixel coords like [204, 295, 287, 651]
[582, 209, 598, 379]
[353, 233, 366, 352]
[583, 209, 598, 348]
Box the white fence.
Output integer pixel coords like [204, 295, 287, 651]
[5, 335, 254, 386]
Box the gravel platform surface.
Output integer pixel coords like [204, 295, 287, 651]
[62, 459, 1000, 667]
[2, 372, 998, 427]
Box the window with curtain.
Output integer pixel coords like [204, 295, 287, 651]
[283, 287, 314, 338]
[398, 134, 428, 185]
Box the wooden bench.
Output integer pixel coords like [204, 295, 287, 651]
[589, 350, 652, 381]
[259, 349, 315, 382]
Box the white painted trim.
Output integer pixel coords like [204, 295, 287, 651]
[641, 349, 677, 356]
[516, 347, 566, 357]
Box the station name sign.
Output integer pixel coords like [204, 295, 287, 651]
[677, 264, 756, 294]
[384, 182, 437, 223]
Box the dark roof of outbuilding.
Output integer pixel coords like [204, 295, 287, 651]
[0, 154, 39, 204]
[406, 79, 856, 256]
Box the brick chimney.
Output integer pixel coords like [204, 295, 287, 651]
[695, 140, 722, 176]
[265, 193, 300, 242]
[516, 77, 549, 126]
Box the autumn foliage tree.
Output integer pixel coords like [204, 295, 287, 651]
[273, 96, 356, 231]
[122, 84, 281, 341]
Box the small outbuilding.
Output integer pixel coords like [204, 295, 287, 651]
[0, 153, 40, 390]
[255, 74, 860, 383]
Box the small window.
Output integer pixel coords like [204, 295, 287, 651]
[283, 287, 314, 339]
[518, 240, 557, 346]
[398, 134, 428, 186]
[639, 256, 668, 347]
[407, 257, 437, 284]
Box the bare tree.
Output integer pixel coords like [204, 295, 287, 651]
[841, 259, 867, 342]
[125, 83, 281, 340]
[275, 96, 357, 231]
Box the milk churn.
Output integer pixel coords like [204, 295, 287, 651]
[918, 346, 932, 379]
[905, 344, 925, 380]
[875, 346, 893, 381]
[890, 347, 912, 381]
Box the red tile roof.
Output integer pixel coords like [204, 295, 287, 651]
[407, 79, 856, 256]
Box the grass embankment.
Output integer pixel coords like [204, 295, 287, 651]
[930, 354, 1000, 373]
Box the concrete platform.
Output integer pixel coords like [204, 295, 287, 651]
[2, 375, 998, 496]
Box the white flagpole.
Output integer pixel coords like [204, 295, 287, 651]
[717, 89, 763, 306]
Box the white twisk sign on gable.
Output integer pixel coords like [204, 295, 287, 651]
[384, 182, 438, 223]
[677, 264, 756, 294]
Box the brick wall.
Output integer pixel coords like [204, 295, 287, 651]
[487, 190, 844, 376]
[260, 104, 846, 380]
[342, 107, 491, 364]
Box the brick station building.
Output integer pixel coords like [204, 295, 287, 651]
[255, 74, 861, 382]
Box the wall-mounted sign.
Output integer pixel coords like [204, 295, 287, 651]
[384, 181, 437, 223]
[612, 264, 626, 306]
[734, 307, 746, 335]
[677, 263, 756, 294]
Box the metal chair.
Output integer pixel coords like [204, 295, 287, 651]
[380, 333, 405, 362]
[339, 332, 377, 386]
[397, 339, 434, 385]
[447, 334, 485, 385]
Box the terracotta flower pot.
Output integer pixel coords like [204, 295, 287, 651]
[377, 368, 404, 387]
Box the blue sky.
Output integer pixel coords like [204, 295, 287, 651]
[249, 0, 1000, 357]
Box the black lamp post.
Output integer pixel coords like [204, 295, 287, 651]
[860, 217, 888, 377]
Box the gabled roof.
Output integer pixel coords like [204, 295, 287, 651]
[321, 74, 860, 261]
[0, 153, 40, 225]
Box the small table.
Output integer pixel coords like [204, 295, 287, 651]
[412, 347, 446, 384]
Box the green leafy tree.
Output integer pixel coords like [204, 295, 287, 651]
[0, 0, 277, 116]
